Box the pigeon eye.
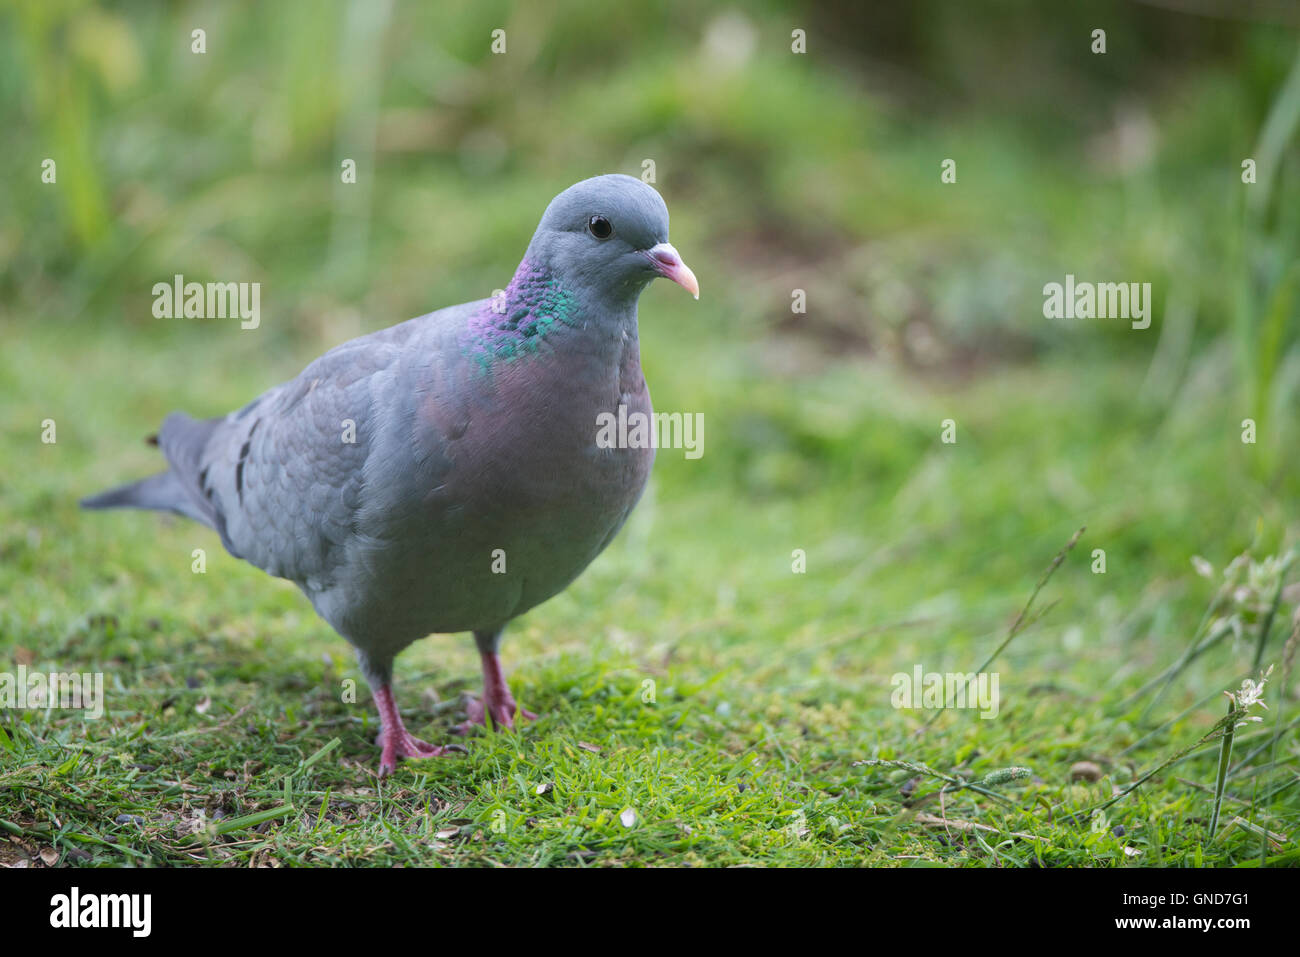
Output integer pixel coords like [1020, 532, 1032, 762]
[587, 216, 613, 240]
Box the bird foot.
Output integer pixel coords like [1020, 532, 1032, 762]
[372, 683, 462, 776]
[454, 692, 538, 734]
[377, 726, 458, 777]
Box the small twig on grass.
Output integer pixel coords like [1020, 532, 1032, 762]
[851, 758, 1027, 808]
[911, 811, 1047, 844]
[1213, 816, 1287, 849]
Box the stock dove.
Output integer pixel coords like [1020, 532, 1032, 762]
[83, 174, 699, 773]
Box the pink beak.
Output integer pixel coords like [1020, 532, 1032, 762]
[644, 243, 699, 299]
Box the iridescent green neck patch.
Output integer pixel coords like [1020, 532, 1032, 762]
[463, 260, 577, 372]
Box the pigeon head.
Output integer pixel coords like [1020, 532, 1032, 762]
[523, 174, 699, 305]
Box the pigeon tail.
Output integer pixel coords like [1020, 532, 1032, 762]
[80, 470, 212, 526]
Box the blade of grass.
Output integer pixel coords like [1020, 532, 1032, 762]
[916, 527, 1082, 734]
[1209, 697, 1236, 838]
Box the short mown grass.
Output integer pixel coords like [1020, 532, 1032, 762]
[1, 317, 1297, 867]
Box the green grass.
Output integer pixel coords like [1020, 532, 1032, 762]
[2, 0, 1299, 867]
[1, 316, 1297, 867]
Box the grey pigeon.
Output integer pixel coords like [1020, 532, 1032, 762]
[83, 174, 698, 774]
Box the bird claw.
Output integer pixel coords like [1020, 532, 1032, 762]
[453, 693, 538, 735]
[377, 727, 460, 776]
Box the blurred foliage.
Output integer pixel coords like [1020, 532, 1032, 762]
[1, 0, 1298, 486]
[0, 5, 1294, 358]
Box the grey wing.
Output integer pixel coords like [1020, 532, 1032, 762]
[158, 335, 404, 587]
[155, 304, 477, 587]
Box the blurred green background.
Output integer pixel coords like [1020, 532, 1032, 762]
[2, 0, 1299, 865]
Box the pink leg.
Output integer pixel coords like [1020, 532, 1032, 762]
[457, 650, 537, 733]
[373, 684, 455, 776]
